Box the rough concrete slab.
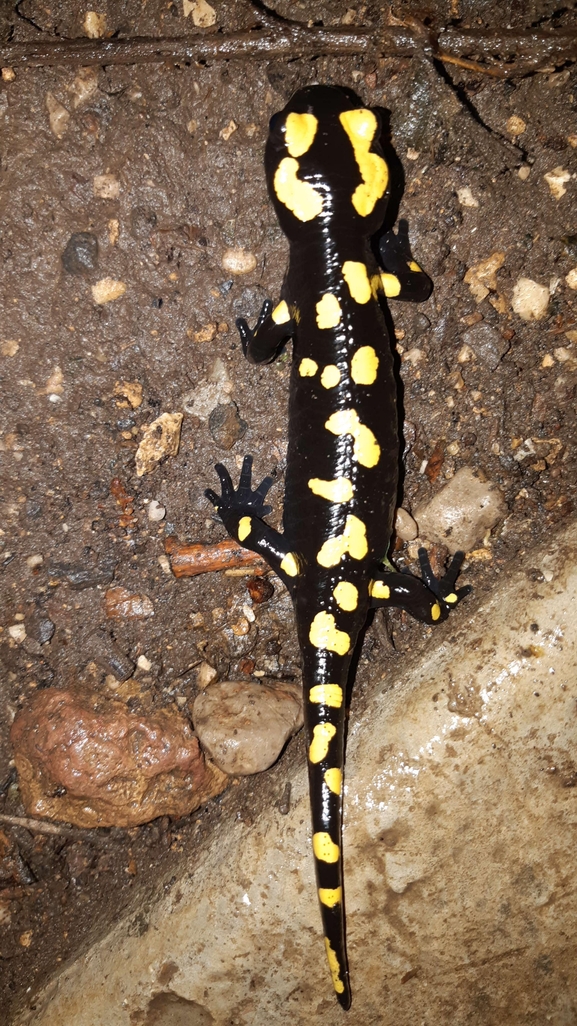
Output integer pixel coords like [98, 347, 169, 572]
[17, 522, 577, 1025]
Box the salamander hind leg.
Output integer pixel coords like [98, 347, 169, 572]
[237, 298, 296, 365]
[205, 455, 301, 590]
[370, 549, 471, 625]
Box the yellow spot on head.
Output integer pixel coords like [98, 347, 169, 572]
[309, 611, 350, 655]
[333, 581, 358, 611]
[409, 260, 421, 272]
[273, 157, 323, 222]
[351, 345, 379, 385]
[324, 938, 345, 995]
[370, 580, 390, 600]
[271, 300, 290, 324]
[342, 260, 372, 304]
[339, 108, 388, 217]
[316, 293, 342, 330]
[324, 767, 342, 794]
[313, 831, 340, 863]
[325, 408, 381, 468]
[299, 357, 318, 377]
[284, 111, 318, 157]
[320, 364, 341, 389]
[431, 602, 441, 621]
[445, 592, 458, 604]
[308, 477, 353, 503]
[317, 514, 368, 567]
[280, 552, 299, 577]
[309, 684, 343, 708]
[381, 272, 401, 297]
[238, 516, 251, 543]
[309, 722, 336, 763]
[319, 886, 342, 907]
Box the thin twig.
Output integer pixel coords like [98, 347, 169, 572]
[0, 24, 575, 76]
[0, 812, 110, 842]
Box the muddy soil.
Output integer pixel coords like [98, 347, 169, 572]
[1, 1, 576, 1020]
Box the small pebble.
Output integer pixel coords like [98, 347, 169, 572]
[196, 661, 218, 688]
[221, 248, 257, 275]
[246, 576, 274, 604]
[93, 174, 120, 200]
[462, 323, 510, 370]
[394, 507, 418, 541]
[506, 115, 527, 136]
[208, 403, 247, 450]
[565, 268, 577, 291]
[148, 499, 166, 521]
[456, 187, 479, 208]
[46, 92, 69, 138]
[414, 467, 506, 554]
[84, 10, 106, 36]
[135, 412, 183, 476]
[61, 232, 99, 276]
[8, 624, 26, 643]
[511, 278, 549, 321]
[26, 554, 44, 569]
[543, 167, 571, 200]
[104, 586, 154, 620]
[137, 655, 152, 671]
[91, 278, 127, 305]
[187, 0, 217, 27]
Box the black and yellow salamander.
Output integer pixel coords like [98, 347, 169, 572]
[205, 84, 469, 1009]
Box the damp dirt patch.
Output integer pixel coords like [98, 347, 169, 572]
[1, 1, 576, 1020]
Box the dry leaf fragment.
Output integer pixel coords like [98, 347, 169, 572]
[464, 252, 505, 303]
[135, 412, 183, 476]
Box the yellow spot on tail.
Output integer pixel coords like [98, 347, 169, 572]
[409, 259, 421, 272]
[351, 345, 379, 385]
[342, 260, 372, 304]
[309, 684, 343, 708]
[324, 767, 342, 794]
[316, 293, 342, 329]
[238, 517, 251, 542]
[445, 592, 458, 604]
[319, 887, 342, 907]
[285, 111, 318, 157]
[370, 580, 390, 600]
[317, 514, 368, 567]
[320, 364, 341, 389]
[333, 581, 358, 611]
[273, 157, 323, 222]
[299, 357, 318, 377]
[339, 108, 388, 217]
[309, 611, 350, 655]
[431, 602, 442, 621]
[309, 722, 336, 763]
[313, 831, 340, 863]
[324, 938, 345, 995]
[381, 272, 401, 297]
[271, 300, 290, 324]
[308, 477, 353, 503]
[325, 408, 381, 468]
[280, 552, 299, 577]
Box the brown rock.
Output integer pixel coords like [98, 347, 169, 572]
[10, 687, 228, 828]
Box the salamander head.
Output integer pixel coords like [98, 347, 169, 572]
[265, 85, 389, 240]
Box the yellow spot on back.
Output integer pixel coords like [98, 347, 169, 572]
[316, 293, 342, 329]
[370, 273, 383, 298]
[381, 272, 401, 297]
[324, 767, 342, 794]
[317, 514, 368, 567]
[309, 722, 336, 763]
[325, 408, 381, 468]
[308, 477, 353, 503]
[342, 260, 372, 304]
[339, 108, 388, 217]
[431, 602, 441, 621]
[320, 364, 341, 389]
[313, 831, 340, 863]
[238, 517, 251, 542]
[351, 345, 379, 385]
[273, 157, 323, 222]
[280, 552, 299, 577]
[370, 580, 390, 600]
[333, 581, 358, 611]
[409, 260, 421, 272]
[445, 592, 458, 604]
[309, 684, 343, 708]
[319, 887, 342, 907]
[309, 611, 350, 655]
[271, 300, 290, 324]
[299, 357, 318, 377]
[324, 938, 345, 995]
[285, 111, 318, 157]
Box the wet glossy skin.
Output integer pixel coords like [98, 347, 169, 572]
[205, 85, 468, 1009]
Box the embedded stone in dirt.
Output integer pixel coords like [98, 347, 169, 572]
[192, 680, 304, 776]
[10, 687, 228, 828]
[414, 466, 507, 553]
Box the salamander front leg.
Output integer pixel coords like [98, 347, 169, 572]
[370, 549, 470, 625]
[205, 455, 301, 591]
[237, 299, 296, 365]
[377, 219, 433, 303]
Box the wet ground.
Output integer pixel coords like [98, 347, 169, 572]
[1, 0, 576, 1020]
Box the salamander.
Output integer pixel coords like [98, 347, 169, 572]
[205, 84, 469, 1010]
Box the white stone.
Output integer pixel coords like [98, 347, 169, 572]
[414, 466, 506, 553]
